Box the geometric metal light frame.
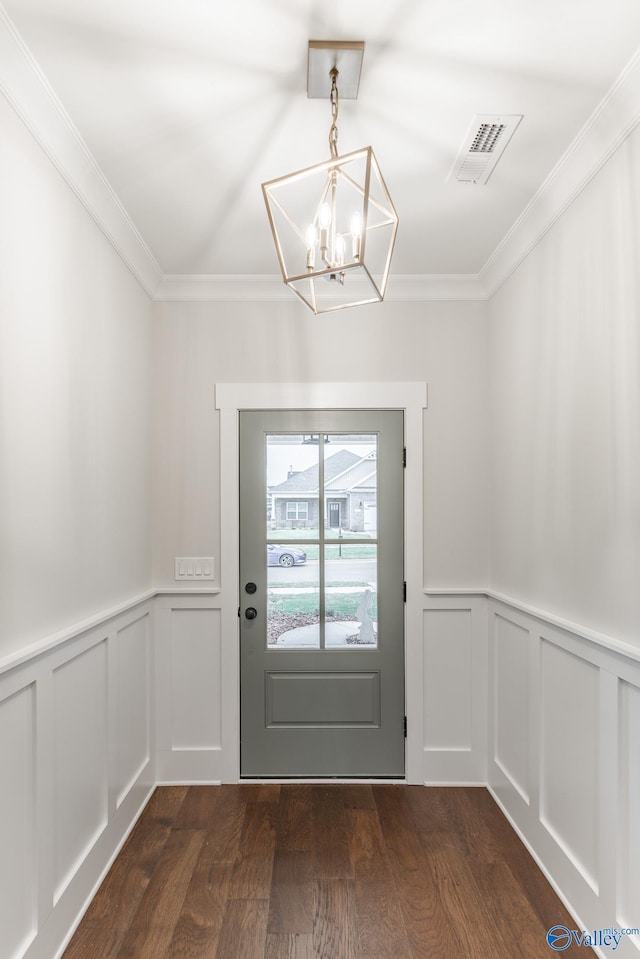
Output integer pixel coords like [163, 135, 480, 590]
[262, 146, 398, 314]
[262, 42, 399, 315]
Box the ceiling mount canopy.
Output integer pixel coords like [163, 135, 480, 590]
[262, 41, 399, 315]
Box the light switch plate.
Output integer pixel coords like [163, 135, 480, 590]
[174, 556, 215, 580]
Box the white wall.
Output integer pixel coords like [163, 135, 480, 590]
[0, 93, 153, 661]
[489, 126, 640, 649]
[151, 299, 490, 785]
[151, 297, 490, 590]
[0, 90, 155, 959]
[488, 119, 640, 957]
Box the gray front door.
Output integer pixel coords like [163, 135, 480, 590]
[239, 410, 405, 777]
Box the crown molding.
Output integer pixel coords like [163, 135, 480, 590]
[2, 2, 639, 306]
[154, 273, 487, 302]
[0, 4, 163, 297]
[480, 48, 640, 297]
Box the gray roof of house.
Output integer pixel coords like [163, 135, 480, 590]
[325, 458, 376, 491]
[270, 449, 361, 493]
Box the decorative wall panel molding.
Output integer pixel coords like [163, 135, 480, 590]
[115, 615, 151, 809]
[155, 595, 223, 784]
[488, 597, 640, 959]
[1, 578, 639, 959]
[539, 641, 599, 894]
[421, 597, 488, 784]
[618, 681, 640, 939]
[53, 640, 109, 904]
[493, 613, 531, 804]
[0, 684, 36, 959]
[423, 608, 472, 749]
[0, 598, 154, 959]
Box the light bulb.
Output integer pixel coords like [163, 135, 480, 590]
[318, 203, 331, 229]
[305, 224, 317, 270]
[319, 202, 331, 261]
[351, 211, 362, 260]
[335, 233, 346, 265]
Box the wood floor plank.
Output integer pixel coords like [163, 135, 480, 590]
[461, 787, 588, 942]
[228, 798, 277, 899]
[397, 873, 467, 959]
[61, 922, 128, 959]
[77, 818, 171, 925]
[214, 900, 269, 959]
[425, 832, 515, 959]
[63, 784, 598, 959]
[404, 785, 466, 839]
[163, 848, 231, 959]
[371, 786, 426, 872]
[352, 879, 413, 959]
[204, 786, 247, 863]
[267, 850, 314, 935]
[449, 786, 508, 862]
[311, 787, 352, 879]
[345, 808, 391, 882]
[276, 785, 312, 852]
[340, 785, 375, 810]
[313, 879, 361, 959]
[471, 860, 587, 959]
[264, 934, 314, 959]
[372, 786, 467, 959]
[115, 829, 205, 959]
[249, 784, 282, 804]
[173, 785, 220, 831]
[145, 786, 190, 826]
[63, 816, 173, 959]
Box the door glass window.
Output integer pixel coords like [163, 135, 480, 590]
[265, 432, 378, 650]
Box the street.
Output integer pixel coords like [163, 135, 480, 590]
[267, 558, 376, 584]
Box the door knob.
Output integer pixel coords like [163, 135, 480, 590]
[245, 607, 258, 620]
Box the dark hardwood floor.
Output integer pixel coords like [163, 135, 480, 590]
[62, 785, 591, 958]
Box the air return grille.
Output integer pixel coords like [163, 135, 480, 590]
[448, 114, 523, 184]
[470, 123, 506, 152]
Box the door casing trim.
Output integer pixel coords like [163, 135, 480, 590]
[215, 382, 428, 783]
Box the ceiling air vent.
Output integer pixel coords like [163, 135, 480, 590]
[448, 114, 523, 185]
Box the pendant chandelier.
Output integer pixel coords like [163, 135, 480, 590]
[262, 42, 399, 315]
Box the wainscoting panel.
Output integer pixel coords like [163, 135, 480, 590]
[171, 608, 221, 748]
[618, 680, 640, 942]
[494, 613, 530, 803]
[488, 596, 640, 959]
[53, 639, 109, 904]
[423, 608, 472, 749]
[421, 597, 487, 783]
[115, 614, 151, 808]
[539, 640, 600, 893]
[3, 585, 638, 959]
[0, 595, 155, 959]
[0, 683, 37, 959]
[155, 594, 222, 783]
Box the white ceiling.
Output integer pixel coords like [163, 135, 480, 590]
[3, 0, 640, 283]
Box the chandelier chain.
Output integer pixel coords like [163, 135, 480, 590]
[328, 67, 339, 158]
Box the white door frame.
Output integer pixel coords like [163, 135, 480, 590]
[215, 382, 428, 783]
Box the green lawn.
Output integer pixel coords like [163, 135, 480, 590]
[268, 591, 377, 619]
[267, 530, 376, 560]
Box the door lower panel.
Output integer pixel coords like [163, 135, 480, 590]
[266, 671, 381, 727]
